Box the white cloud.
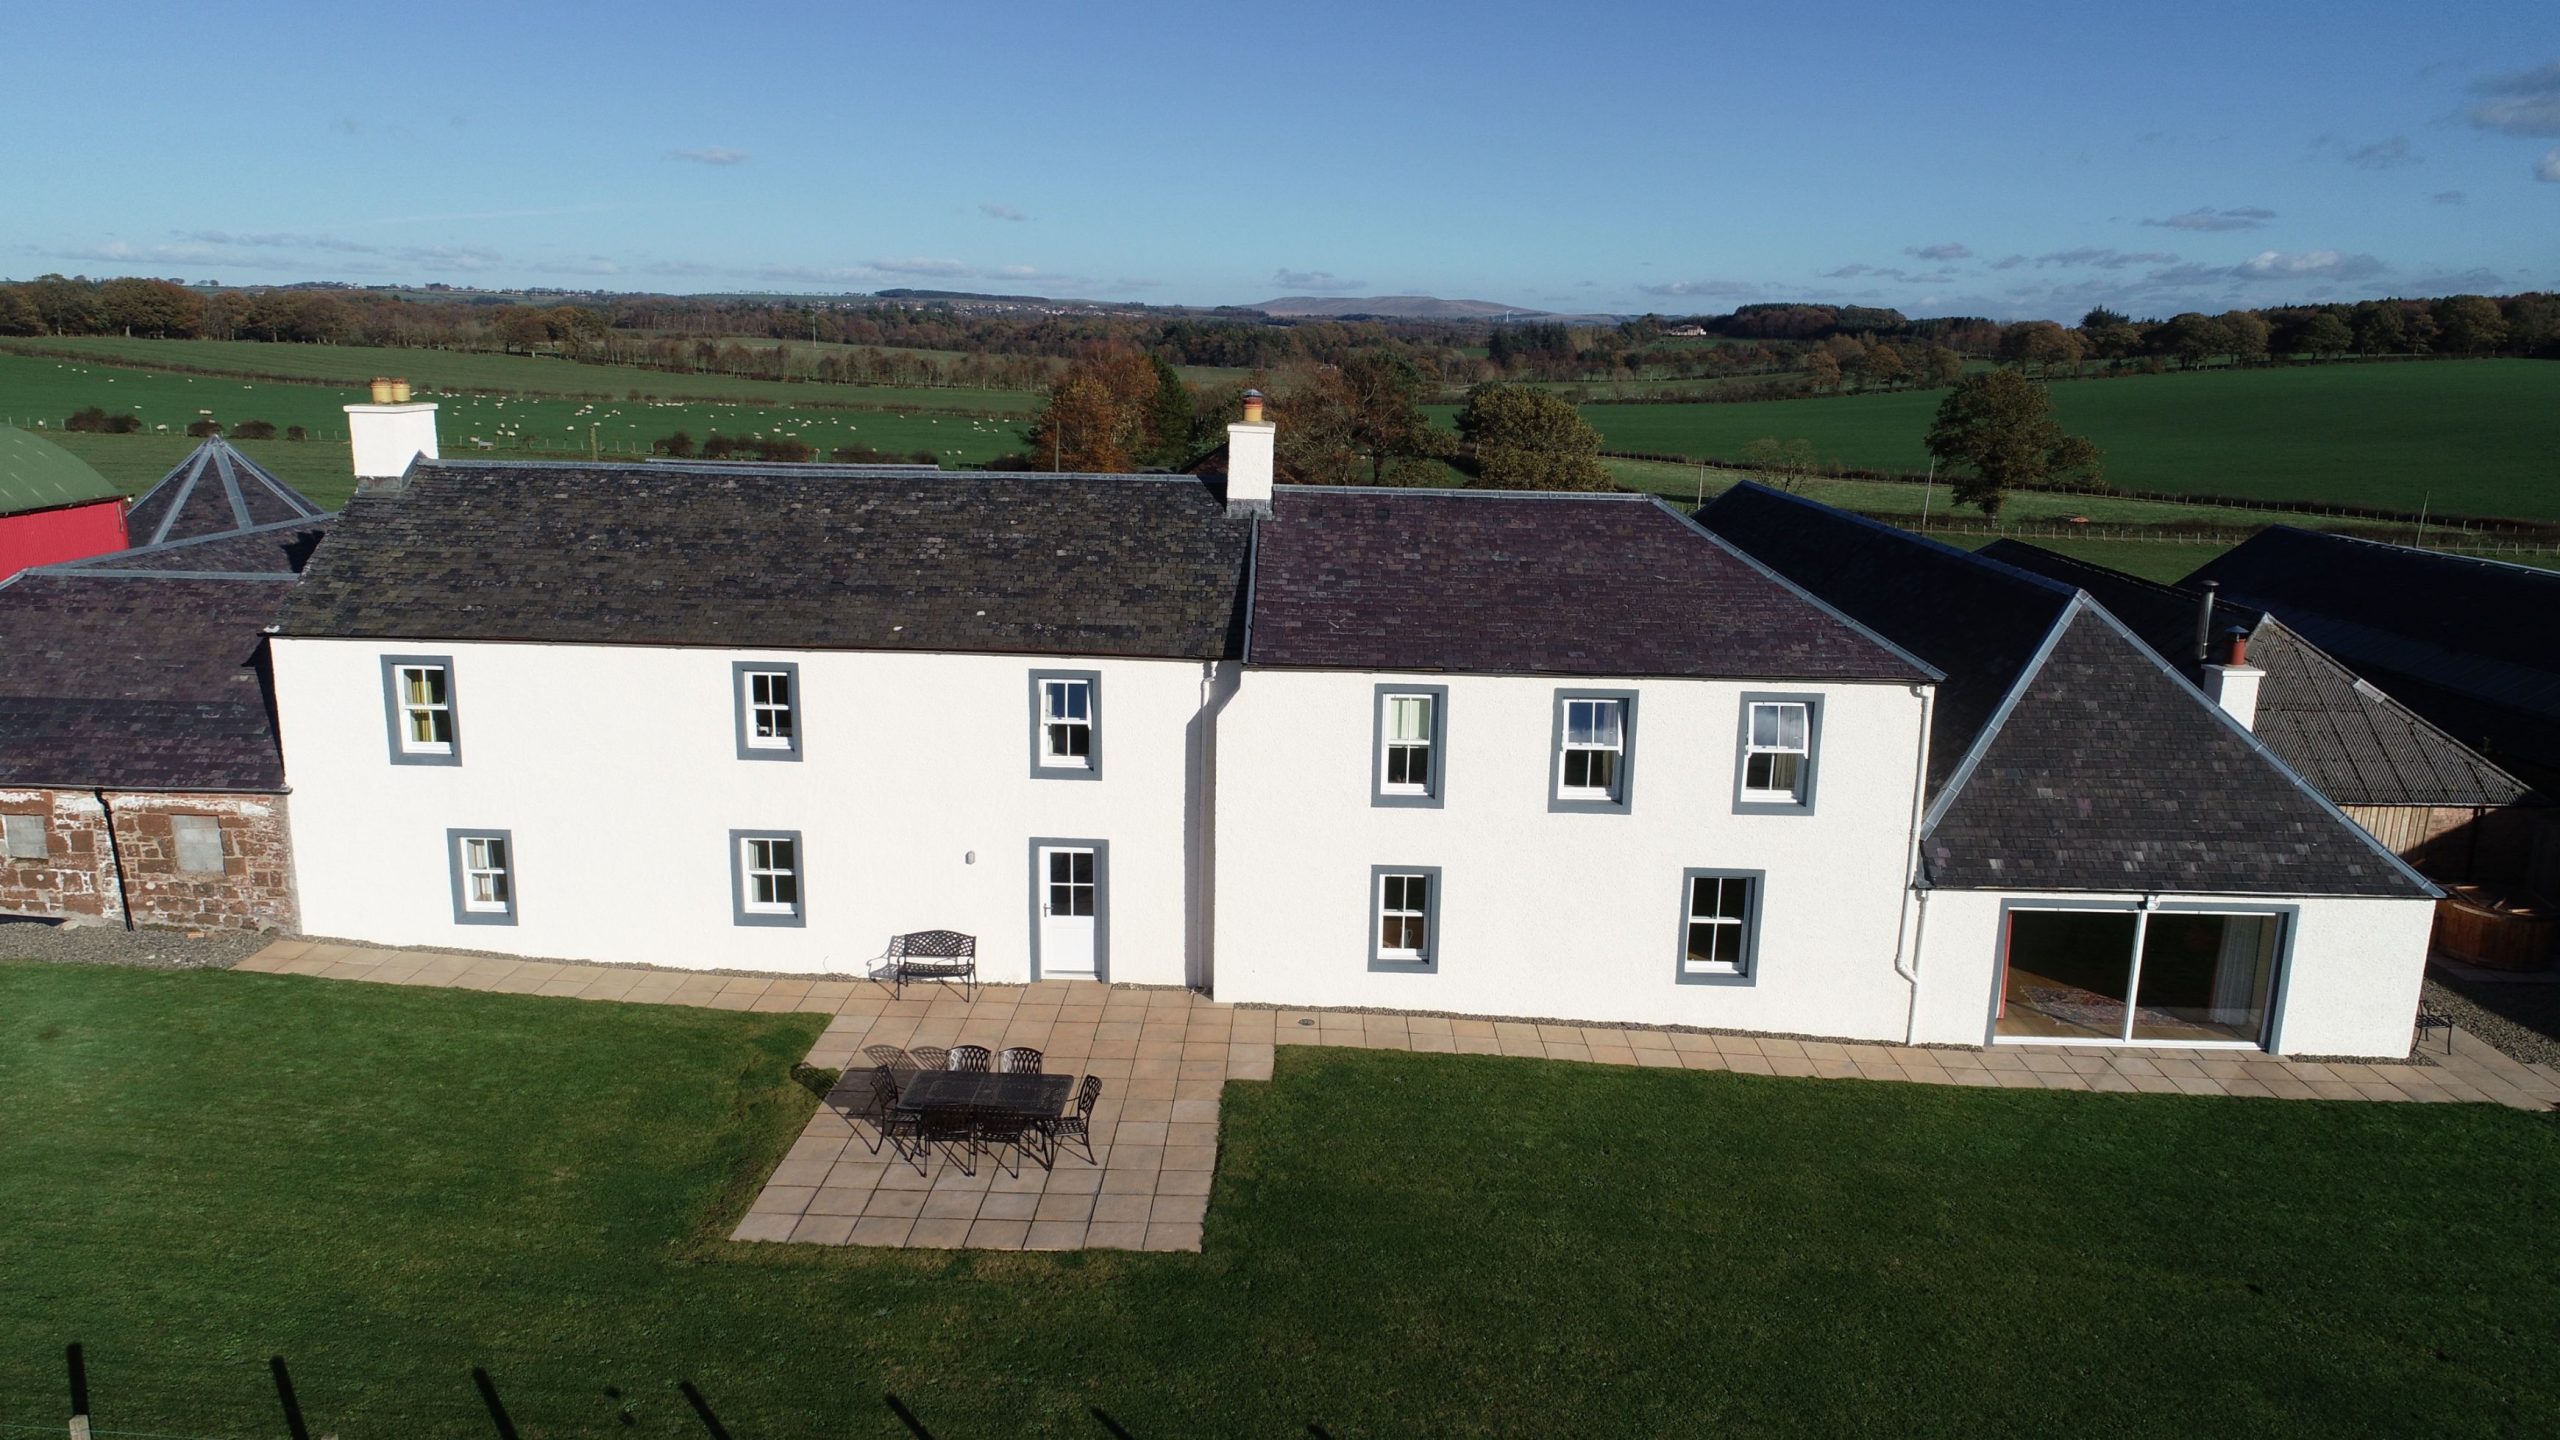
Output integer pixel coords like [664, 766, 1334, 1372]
[1272, 269, 1361, 291]
[2143, 206, 2276, 231]
[2039, 247, 2183, 270]
[2345, 136, 2418, 170]
[2468, 61, 2560, 136]
[1906, 242, 1971, 261]
[2540, 147, 2560, 181]
[978, 203, 1028, 222]
[1635, 278, 1763, 299]
[667, 146, 750, 166]
[2233, 250, 2384, 282]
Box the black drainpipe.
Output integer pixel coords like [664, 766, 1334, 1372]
[93, 789, 135, 931]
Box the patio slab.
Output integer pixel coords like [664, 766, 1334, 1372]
[237, 940, 2548, 1253]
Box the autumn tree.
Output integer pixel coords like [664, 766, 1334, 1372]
[1023, 349, 1160, 472]
[1454, 383, 1611, 491]
[1142, 355, 1197, 467]
[1803, 348, 1843, 394]
[1918, 345, 1965, 388]
[2299, 311, 2354, 357]
[1923, 370, 2103, 518]
[1335, 350, 1449, 484]
[1740, 436, 1819, 492]
[2434, 294, 2507, 354]
[98, 277, 204, 337]
[1863, 341, 1908, 390]
[2221, 310, 2272, 365]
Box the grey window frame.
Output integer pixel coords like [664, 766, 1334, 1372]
[1371, 683, 1449, 808]
[1368, 863, 1443, 972]
[381, 654, 461, 766]
[2, 813, 47, 860]
[730, 828, 807, 928]
[446, 827, 517, 926]
[1549, 689, 1638, 814]
[171, 815, 225, 875]
[732, 659, 802, 761]
[1028, 670, 1103, 781]
[1025, 836, 1112, 982]
[1676, 867, 1764, 985]
[1732, 692, 1823, 815]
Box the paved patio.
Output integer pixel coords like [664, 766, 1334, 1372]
[236, 938, 2560, 1253]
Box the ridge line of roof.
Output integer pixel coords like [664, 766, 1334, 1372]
[23, 568, 302, 583]
[2073, 596, 2442, 898]
[42, 514, 332, 571]
[1724, 480, 2083, 600]
[1653, 496, 1944, 683]
[2253, 523, 2560, 580]
[1919, 594, 2083, 840]
[209, 443, 254, 533]
[1289, 484, 1652, 502]
[142, 449, 209, 547]
[415, 458, 1213, 485]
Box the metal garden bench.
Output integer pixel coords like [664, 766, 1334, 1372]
[885, 929, 978, 1001]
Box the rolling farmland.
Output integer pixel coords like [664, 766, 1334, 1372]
[1573, 360, 2560, 522]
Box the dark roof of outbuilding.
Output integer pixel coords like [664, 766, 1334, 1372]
[1980, 539, 2527, 809]
[1921, 602, 2433, 897]
[0, 497, 329, 791]
[1697, 484, 2073, 789]
[1701, 485, 2431, 898]
[1245, 488, 1935, 680]
[2187, 527, 2560, 787]
[0, 571, 301, 792]
[278, 461, 1259, 659]
[123, 437, 326, 548]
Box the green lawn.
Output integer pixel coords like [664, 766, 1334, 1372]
[4, 961, 2557, 1437]
[1566, 361, 2560, 522]
[44, 430, 366, 510]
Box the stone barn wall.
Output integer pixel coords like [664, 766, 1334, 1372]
[0, 788, 297, 932]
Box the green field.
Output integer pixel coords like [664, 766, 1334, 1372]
[1570, 361, 2560, 522]
[0, 335, 1046, 415]
[5, 961, 2558, 1437]
[0, 350, 1030, 493]
[44, 431, 364, 510]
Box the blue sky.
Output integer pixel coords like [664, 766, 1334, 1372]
[7, 0, 2556, 319]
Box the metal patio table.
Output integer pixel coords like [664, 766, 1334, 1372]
[892, 1070, 1075, 1171]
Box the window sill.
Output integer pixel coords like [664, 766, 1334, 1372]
[1368, 955, 1437, 974]
[1678, 963, 1752, 985]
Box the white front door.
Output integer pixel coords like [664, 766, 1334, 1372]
[1037, 845, 1099, 978]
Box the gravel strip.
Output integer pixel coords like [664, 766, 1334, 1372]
[2424, 970, 2560, 1069]
[0, 916, 271, 970]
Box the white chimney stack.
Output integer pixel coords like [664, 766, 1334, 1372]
[1225, 389, 1273, 518]
[345, 377, 439, 487]
[2203, 624, 2264, 732]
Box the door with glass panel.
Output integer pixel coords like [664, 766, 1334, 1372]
[1036, 845, 1099, 978]
[1996, 907, 2283, 1045]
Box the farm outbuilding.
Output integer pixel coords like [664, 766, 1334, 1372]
[0, 426, 127, 581]
[0, 439, 330, 932]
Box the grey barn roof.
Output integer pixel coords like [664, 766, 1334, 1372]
[2188, 527, 2560, 791]
[0, 509, 329, 793]
[1700, 484, 2432, 899]
[122, 437, 327, 548]
[1980, 539, 2527, 810]
[1246, 489, 1934, 681]
[278, 461, 1256, 659]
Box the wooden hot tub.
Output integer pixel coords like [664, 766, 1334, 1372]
[2435, 886, 2559, 972]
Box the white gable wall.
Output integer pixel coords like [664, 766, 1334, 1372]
[270, 636, 1214, 980]
[1212, 668, 1933, 1039]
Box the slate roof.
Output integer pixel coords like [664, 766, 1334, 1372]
[1246, 489, 1935, 680]
[1700, 485, 2432, 898]
[123, 437, 327, 547]
[278, 462, 1257, 659]
[1697, 484, 2074, 790]
[1922, 603, 2432, 897]
[0, 486, 328, 791]
[1980, 539, 2527, 809]
[0, 426, 120, 517]
[2188, 527, 2560, 790]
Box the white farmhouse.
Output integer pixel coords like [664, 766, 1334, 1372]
[262, 416, 2440, 1058]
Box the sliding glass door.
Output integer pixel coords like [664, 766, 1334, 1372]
[1998, 906, 2284, 1046]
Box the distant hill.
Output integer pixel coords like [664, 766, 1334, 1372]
[1252, 295, 1548, 320]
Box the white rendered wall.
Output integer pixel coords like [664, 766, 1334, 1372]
[271, 638, 1214, 979]
[1212, 669, 1933, 1039]
[1909, 888, 2436, 1057]
[344, 403, 440, 481]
